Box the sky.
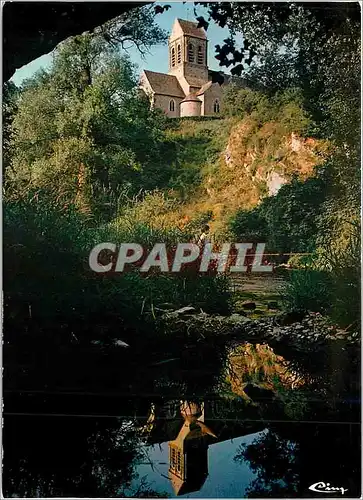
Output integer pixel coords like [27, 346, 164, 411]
[10, 2, 241, 87]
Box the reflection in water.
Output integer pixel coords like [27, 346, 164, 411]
[226, 343, 306, 399]
[137, 396, 284, 497]
[3, 341, 360, 498]
[169, 401, 222, 495]
[234, 428, 299, 497]
[168, 401, 215, 495]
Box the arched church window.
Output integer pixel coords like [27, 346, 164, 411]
[197, 45, 204, 64]
[177, 44, 181, 64]
[214, 99, 220, 113]
[169, 99, 175, 112]
[188, 43, 194, 63]
[171, 47, 176, 67]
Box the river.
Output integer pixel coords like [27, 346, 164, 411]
[3, 338, 360, 498]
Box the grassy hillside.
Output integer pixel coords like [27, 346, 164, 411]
[121, 101, 328, 237]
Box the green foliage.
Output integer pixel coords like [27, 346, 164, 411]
[222, 86, 270, 118]
[183, 210, 214, 235]
[7, 32, 174, 222]
[113, 190, 182, 230]
[212, 3, 360, 126]
[316, 220, 360, 329]
[223, 86, 310, 134]
[163, 118, 234, 200]
[4, 194, 230, 332]
[280, 218, 359, 328]
[102, 5, 167, 55]
[229, 209, 268, 243]
[282, 269, 333, 314]
[230, 176, 327, 254]
[219, 3, 360, 328]
[2, 81, 19, 171]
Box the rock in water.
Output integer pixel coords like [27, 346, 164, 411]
[267, 301, 279, 310]
[165, 306, 196, 318]
[113, 340, 130, 348]
[242, 301, 256, 310]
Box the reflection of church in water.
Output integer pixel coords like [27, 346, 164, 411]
[143, 399, 265, 496]
[169, 401, 216, 495]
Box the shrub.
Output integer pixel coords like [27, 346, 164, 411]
[282, 269, 333, 314]
[316, 220, 360, 329]
[229, 208, 268, 243]
[229, 176, 327, 254]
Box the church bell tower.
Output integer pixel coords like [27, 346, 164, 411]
[168, 18, 209, 94]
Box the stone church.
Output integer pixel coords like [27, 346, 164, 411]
[139, 18, 228, 118]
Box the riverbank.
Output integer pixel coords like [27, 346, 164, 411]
[160, 306, 360, 351]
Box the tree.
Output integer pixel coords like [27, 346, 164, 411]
[235, 429, 300, 497]
[7, 26, 173, 220]
[215, 2, 360, 325]
[2, 81, 19, 173]
[3, 412, 167, 497]
[230, 176, 328, 254]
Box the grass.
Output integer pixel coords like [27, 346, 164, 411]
[4, 193, 232, 337]
[135, 108, 327, 237]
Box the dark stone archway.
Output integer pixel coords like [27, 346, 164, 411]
[3, 2, 148, 82]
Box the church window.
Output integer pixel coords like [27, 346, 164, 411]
[171, 447, 176, 469]
[177, 44, 181, 64]
[197, 45, 204, 64]
[169, 99, 175, 112]
[171, 47, 176, 67]
[214, 99, 220, 113]
[188, 43, 194, 63]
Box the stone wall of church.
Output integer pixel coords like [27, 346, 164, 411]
[183, 36, 208, 81]
[168, 33, 208, 91]
[202, 84, 223, 116]
[153, 94, 183, 118]
[180, 99, 201, 117]
[182, 62, 208, 86]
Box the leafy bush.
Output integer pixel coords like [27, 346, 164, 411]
[282, 269, 333, 314]
[229, 176, 327, 254]
[316, 219, 360, 329]
[229, 208, 268, 243]
[223, 86, 311, 135]
[222, 86, 271, 119]
[7, 35, 176, 222]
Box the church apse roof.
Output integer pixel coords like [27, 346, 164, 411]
[181, 93, 202, 103]
[143, 70, 185, 98]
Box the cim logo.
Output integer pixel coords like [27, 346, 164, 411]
[309, 482, 348, 495]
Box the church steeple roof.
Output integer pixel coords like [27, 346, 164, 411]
[175, 18, 207, 39]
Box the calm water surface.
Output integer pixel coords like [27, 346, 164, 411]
[3, 340, 361, 497]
